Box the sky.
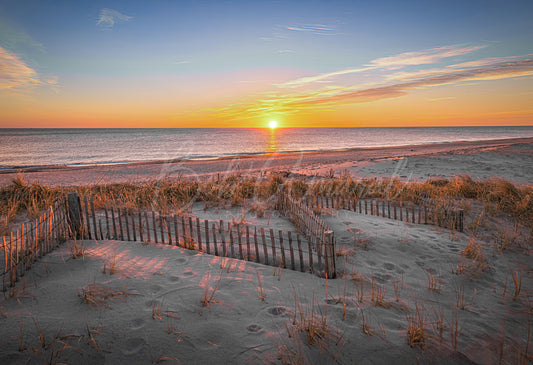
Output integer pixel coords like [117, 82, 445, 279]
[0, 0, 532, 128]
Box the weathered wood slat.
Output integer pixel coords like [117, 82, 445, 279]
[278, 230, 286, 269]
[212, 223, 218, 256]
[254, 227, 259, 263]
[261, 227, 268, 265]
[288, 231, 295, 271]
[205, 220, 210, 254]
[124, 208, 131, 241]
[145, 211, 151, 243]
[84, 196, 91, 239]
[118, 208, 125, 241]
[269, 228, 276, 267]
[91, 198, 97, 240]
[139, 211, 144, 242]
[196, 217, 202, 251]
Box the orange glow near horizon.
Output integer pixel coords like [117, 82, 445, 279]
[1, 43, 532, 128]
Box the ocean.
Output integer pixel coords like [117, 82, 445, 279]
[1, 127, 532, 168]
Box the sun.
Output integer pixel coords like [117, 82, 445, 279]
[269, 120, 277, 129]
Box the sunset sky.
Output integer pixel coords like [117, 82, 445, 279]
[1, 0, 532, 128]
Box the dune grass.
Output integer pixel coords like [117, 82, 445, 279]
[1, 173, 531, 247]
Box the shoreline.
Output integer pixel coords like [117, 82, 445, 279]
[3, 135, 532, 171]
[1, 136, 532, 187]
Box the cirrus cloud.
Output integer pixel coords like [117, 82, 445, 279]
[0, 46, 41, 90]
[212, 55, 533, 121]
[279, 44, 487, 88]
[96, 8, 133, 29]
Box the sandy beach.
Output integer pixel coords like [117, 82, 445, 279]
[1, 137, 532, 187]
[0, 137, 532, 364]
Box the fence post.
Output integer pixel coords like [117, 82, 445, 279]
[323, 231, 336, 279]
[67, 192, 82, 239]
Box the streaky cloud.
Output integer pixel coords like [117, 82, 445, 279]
[447, 55, 532, 69]
[288, 59, 533, 107]
[214, 58, 533, 120]
[367, 45, 485, 68]
[278, 44, 485, 88]
[278, 66, 372, 88]
[0, 46, 42, 90]
[286, 24, 339, 36]
[97, 8, 133, 29]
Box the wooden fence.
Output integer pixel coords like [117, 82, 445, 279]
[278, 186, 336, 278]
[70, 193, 326, 277]
[302, 195, 464, 232]
[1, 200, 68, 291]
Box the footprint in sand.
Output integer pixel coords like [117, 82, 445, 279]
[324, 298, 340, 305]
[373, 274, 391, 284]
[122, 337, 147, 356]
[247, 324, 264, 334]
[447, 245, 460, 252]
[169, 275, 180, 282]
[183, 269, 196, 277]
[266, 306, 287, 317]
[383, 263, 395, 271]
[131, 318, 145, 330]
[175, 257, 188, 264]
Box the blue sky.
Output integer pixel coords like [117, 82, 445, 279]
[1, 0, 532, 127]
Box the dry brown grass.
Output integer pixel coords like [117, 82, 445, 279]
[68, 240, 85, 259]
[77, 281, 129, 308]
[3, 174, 531, 233]
[456, 237, 490, 277]
[406, 300, 426, 348]
[289, 295, 343, 351]
[427, 272, 442, 293]
[200, 271, 223, 307]
[371, 277, 389, 308]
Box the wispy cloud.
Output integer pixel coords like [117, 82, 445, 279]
[0, 46, 42, 90]
[446, 54, 532, 69]
[285, 59, 533, 107]
[279, 67, 371, 88]
[367, 45, 485, 68]
[212, 56, 533, 121]
[277, 49, 294, 54]
[96, 8, 133, 29]
[278, 44, 485, 88]
[428, 97, 456, 101]
[286, 24, 339, 36]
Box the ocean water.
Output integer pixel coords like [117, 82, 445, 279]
[1, 127, 532, 168]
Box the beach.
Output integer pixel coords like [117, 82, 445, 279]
[0, 136, 532, 364]
[1, 137, 533, 187]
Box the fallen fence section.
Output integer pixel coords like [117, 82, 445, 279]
[302, 195, 464, 232]
[278, 186, 336, 278]
[1, 199, 68, 292]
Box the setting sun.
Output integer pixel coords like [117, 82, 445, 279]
[269, 120, 278, 129]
